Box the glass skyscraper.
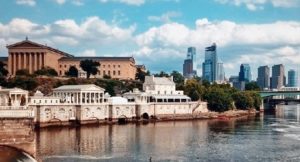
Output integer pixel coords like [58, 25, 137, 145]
[271, 64, 285, 89]
[239, 64, 251, 82]
[257, 65, 270, 90]
[202, 43, 224, 83]
[183, 47, 197, 78]
[288, 69, 298, 87]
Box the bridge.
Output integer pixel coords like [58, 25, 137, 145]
[259, 91, 300, 98]
[259, 91, 300, 111]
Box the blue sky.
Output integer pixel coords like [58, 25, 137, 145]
[1, 0, 300, 79]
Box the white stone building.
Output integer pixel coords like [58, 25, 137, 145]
[124, 75, 208, 119]
[0, 86, 33, 118]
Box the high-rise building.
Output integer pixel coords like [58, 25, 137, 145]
[271, 64, 285, 89]
[183, 47, 197, 78]
[239, 64, 251, 82]
[288, 69, 298, 87]
[202, 43, 224, 83]
[257, 66, 270, 90]
[183, 59, 193, 77]
[217, 62, 225, 82]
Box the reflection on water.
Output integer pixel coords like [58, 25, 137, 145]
[35, 107, 300, 162]
[3, 105, 300, 161]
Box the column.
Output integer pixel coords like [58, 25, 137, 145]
[85, 93, 88, 104]
[11, 53, 15, 75]
[15, 53, 18, 72]
[41, 52, 45, 68]
[13, 53, 17, 75]
[21, 53, 24, 69]
[8, 53, 12, 76]
[34, 53, 37, 72]
[79, 92, 82, 104]
[39, 53, 43, 69]
[28, 53, 32, 73]
[17, 53, 21, 71]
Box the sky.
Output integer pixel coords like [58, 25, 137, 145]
[1, 0, 300, 79]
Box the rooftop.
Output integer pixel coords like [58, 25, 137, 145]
[53, 84, 105, 91]
[59, 56, 135, 62]
[7, 39, 74, 58]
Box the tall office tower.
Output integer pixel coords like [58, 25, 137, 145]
[183, 59, 193, 77]
[257, 66, 270, 90]
[271, 64, 285, 89]
[183, 47, 197, 78]
[217, 62, 225, 82]
[288, 69, 298, 87]
[239, 64, 252, 82]
[187, 47, 197, 76]
[202, 43, 217, 82]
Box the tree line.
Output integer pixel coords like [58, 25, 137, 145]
[1, 60, 261, 112]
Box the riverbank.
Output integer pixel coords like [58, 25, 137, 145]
[35, 109, 259, 128]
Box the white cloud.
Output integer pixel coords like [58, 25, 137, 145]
[81, 49, 97, 56]
[215, 0, 300, 11]
[0, 17, 135, 55]
[1, 16, 300, 76]
[16, 0, 36, 6]
[53, 0, 84, 5]
[148, 11, 181, 23]
[99, 0, 145, 6]
[135, 18, 300, 75]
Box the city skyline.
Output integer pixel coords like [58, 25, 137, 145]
[0, 0, 300, 77]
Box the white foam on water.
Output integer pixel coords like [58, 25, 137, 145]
[284, 134, 300, 141]
[273, 128, 288, 133]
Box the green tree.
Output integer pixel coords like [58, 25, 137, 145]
[232, 91, 254, 110]
[80, 59, 100, 79]
[135, 68, 149, 82]
[154, 71, 169, 77]
[0, 62, 8, 77]
[65, 66, 78, 77]
[249, 92, 262, 110]
[245, 82, 260, 91]
[171, 71, 184, 85]
[184, 79, 205, 101]
[204, 88, 233, 112]
[34, 67, 58, 76]
[16, 69, 30, 76]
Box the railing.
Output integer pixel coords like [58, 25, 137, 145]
[0, 106, 28, 110]
[0, 109, 34, 118]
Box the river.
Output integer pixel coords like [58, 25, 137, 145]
[2, 105, 300, 162]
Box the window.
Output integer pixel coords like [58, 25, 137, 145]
[108, 65, 110, 68]
[113, 71, 116, 75]
[60, 65, 62, 68]
[103, 71, 106, 75]
[118, 65, 121, 68]
[103, 65, 105, 68]
[64, 65, 67, 68]
[113, 65, 116, 68]
[59, 71, 62, 75]
[108, 71, 111, 75]
[118, 71, 121, 75]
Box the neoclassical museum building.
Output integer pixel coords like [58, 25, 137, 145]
[0, 38, 139, 80]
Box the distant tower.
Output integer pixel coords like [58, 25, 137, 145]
[202, 43, 224, 83]
[288, 69, 298, 87]
[183, 47, 197, 78]
[239, 64, 251, 82]
[271, 64, 285, 89]
[257, 65, 270, 90]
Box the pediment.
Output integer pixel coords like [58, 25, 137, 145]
[7, 40, 44, 49]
